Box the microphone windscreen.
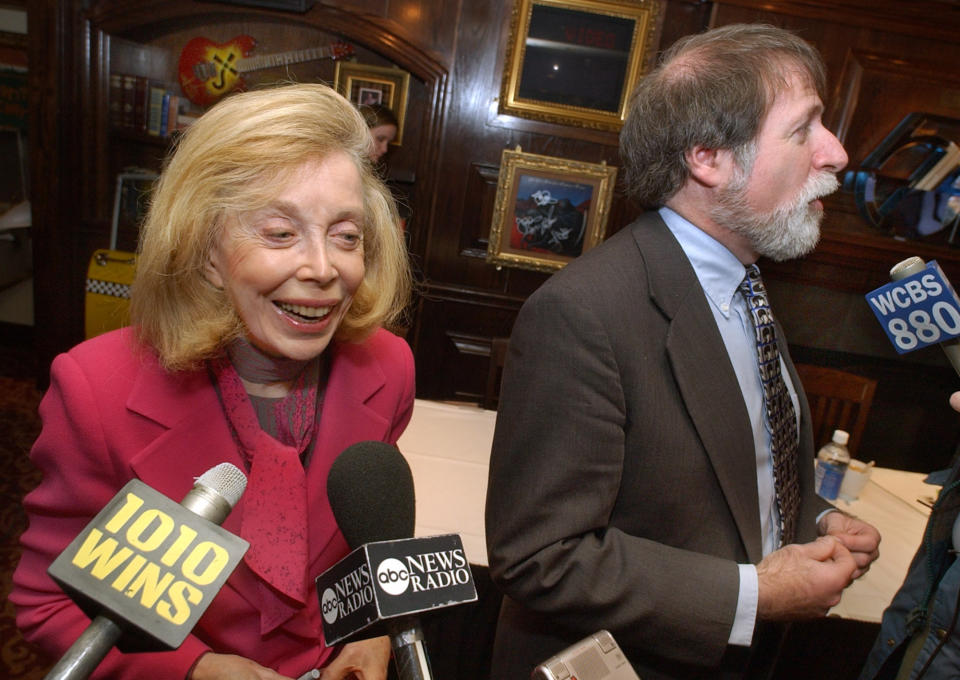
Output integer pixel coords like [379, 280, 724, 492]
[327, 441, 415, 549]
[195, 462, 248, 508]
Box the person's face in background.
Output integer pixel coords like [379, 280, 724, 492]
[369, 123, 398, 162]
[205, 152, 366, 361]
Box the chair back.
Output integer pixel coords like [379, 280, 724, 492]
[794, 363, 877, 458]
[483, 337, 510, 411]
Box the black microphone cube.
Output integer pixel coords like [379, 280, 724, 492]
[48, 479, 249, 651]
[316, 534, 478, 645]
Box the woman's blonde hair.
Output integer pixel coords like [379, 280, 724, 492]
[130, 83, 411, 371]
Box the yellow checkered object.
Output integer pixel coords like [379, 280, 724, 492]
[85, 249, 136, 339]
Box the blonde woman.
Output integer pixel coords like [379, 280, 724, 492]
[13, 83, 413, 680]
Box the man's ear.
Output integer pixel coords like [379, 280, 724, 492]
[684, 146, 734, 188]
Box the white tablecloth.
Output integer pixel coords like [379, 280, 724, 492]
[397, 399, 497, 566]
[827, 466, 936, 622]
[397, 399, 934, 623]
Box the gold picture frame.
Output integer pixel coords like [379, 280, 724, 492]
[499, 0, 664, 132]
[487, 148, 617, 273]
[334, 62, 410, 145]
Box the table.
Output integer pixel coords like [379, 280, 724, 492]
[397, 399, 497, 566]
[827, 466, 937, 622]
[397, 399, 935, 623]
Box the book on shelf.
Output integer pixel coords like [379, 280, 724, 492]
[109, 72, 123, 128]
[133, 77, 148, 133]
[163, 93, 179, 137]
[120, 74, 137, 129]
[146, 82, 166, 136]
[110, 73, 185, 138]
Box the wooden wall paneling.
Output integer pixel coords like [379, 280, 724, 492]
[460, 162, 500, 263]
[832, 49, 960, 170]
[658, 0, 714, 50]
[713, 0, 960, 45]
[408, 0, 712, 398]
[29, 0, 90, 383]
[403, 0, 536, 400]
[415, 0, 510, 285]
[412, 292, 522, 401]
[379, 0, 461, 66]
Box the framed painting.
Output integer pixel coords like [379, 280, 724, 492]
[499, 0, 664, 132]
[334, 62, 410, 145]
[487, 148, 617, 273]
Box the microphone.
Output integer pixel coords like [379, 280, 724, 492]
[865, 256, 960, 378]
[317, 441, 477, 680]
[533, 630, 640, 680]
[44, 463, 250, 680]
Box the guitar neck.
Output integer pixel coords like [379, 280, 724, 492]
[238, 46, 334, 73]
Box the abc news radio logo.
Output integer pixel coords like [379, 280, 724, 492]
[48, 479, 248, 650]
[316, 534, 478, 644]
[865, 260, 960, 354]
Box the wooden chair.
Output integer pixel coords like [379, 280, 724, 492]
[794, 363, 878, 459]
[482, 337, 510, 411]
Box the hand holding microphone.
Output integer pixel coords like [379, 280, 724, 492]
[318, 441, 478, 680]
[44, 463, 249, 680]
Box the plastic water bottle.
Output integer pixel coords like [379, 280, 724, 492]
[815, 429, 851, 501]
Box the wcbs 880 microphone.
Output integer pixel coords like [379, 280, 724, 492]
[44, 463, 249, 680]
[865, 256, 960, 378]
[317, 441, 478, 680]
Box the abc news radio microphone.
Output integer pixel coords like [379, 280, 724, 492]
[865, 256, 960, 377]
[43, 463, 249, 680]
[315, 441, 478, 680]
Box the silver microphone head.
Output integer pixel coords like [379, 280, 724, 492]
[181, 463, 248, 525]
[195, 462, 247, 508]
[890, 256, 925, 281]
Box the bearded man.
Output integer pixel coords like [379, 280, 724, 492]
[485, 23, 881, 680]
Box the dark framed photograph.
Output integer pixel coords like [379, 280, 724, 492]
[499, 0, 664, 132]
[334, 62, 410, 145]
[487, 148, 617, 272]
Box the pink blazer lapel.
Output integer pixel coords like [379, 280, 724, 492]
[125, 365, 247, 536]
[305, 340, 391, 570]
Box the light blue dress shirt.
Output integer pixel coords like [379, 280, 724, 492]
[658, 206, 802, 646]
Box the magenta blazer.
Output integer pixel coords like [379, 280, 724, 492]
[12, 327, 415, 680]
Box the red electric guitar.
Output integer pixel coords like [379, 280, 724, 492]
[178, 35, 355, 108]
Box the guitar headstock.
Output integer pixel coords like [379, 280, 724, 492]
[330, 42, 356, 61]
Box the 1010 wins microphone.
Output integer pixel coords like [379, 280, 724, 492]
[316, 441, 478, 680]
[865, 256, 960, 377]
[44, 463, 250, 680]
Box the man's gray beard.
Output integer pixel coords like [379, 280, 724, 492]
[710, 168, 840, 262]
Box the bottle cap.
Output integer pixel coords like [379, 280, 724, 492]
[832, 429, 850, 445]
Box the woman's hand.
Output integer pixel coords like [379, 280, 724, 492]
[321, 636, 391, 680]
[190, 652, 295, 680]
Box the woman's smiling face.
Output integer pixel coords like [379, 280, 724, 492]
[205, 152, 366, 360]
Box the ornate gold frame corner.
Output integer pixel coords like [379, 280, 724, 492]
[499, 0, 665, 132]
[487, 147, 618, 273]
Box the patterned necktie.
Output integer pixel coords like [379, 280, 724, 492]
[739, 264, 800, 546]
